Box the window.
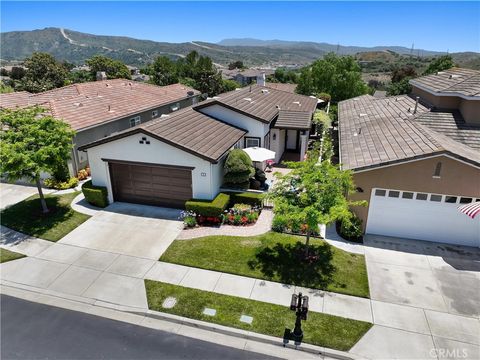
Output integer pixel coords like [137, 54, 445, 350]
[445, 196, 457, 203]
[170, 102, 180, 112]
[433, 162, 442, 178]
[264, 132, 271, 150]
[375, 189, 386, 196]
[388, 191, 400, 198]
[430, 194, 442, 202]
[416, 193, 428, 200]
[152, 110, 159, 118]
[233, 139, 242, 149]
[129, 116, 141, 127]
[460, 197, 473, 204]
[244, 137, 260, 148]
[402, 192, 414, 199]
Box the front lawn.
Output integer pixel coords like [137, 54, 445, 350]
[160, 232, 369, 298]
[0, 192, 90, 242]
[145, 280, 372, 351]
[0, 248, 25, 263]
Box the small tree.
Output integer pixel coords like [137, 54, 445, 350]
[86, 55, 131, 80]
[223, 149, 255, 189]
[0, 107, 75, 213]
[269, 158, 366, 257]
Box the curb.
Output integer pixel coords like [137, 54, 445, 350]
[1, 282, 360, 360]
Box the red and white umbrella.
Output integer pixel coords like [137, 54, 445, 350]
[458, 202, 480, 219]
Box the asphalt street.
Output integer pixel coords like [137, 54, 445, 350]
[0, 295, 280, 360]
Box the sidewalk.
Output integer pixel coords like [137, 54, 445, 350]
[1, 226, 479, 359]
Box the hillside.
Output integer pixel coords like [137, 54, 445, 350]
[1, 28, 479, 69]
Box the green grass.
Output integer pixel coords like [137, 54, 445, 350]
[160, 232, 369, 298]
[0, 248, 25, 263]
[0, 192, 90, 242]
[145, 280, 372, 351]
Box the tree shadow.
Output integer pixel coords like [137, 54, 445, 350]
[248, 241, 336, 289]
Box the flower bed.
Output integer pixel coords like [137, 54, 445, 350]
[272, 213, 321, 237]
[181, 202, 261, 228]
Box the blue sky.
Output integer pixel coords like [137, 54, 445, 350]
[1, 1, 479, 52]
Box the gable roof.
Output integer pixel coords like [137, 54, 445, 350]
[78, 107, 246, 163]
[410, 68, 480, 98]
[274, 110, 312, 130]
[195, 85, 318, 124]
[338, 94, 480, 171]
[0, 80, 200, 131]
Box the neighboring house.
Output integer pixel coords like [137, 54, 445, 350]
[0, 80, 201, 175]
[223, 68, 275, 86]
[338, 68, 480, 247]
[265, 82, 297, 94]
[79, 84, 318, 208]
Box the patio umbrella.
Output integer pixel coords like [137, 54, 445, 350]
[458, 201, 480, 219]
[242, 147, 276, 162]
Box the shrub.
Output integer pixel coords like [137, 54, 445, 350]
[337, 212, 363, 243]
[272, 214, 288, 232]
[230, 192, 264, 207]
[223, 149, 255, 189]
[51, 164, 70, 182]
[232, 203, 251, 215]
[82, 180, 108, 208]
[185, 193, 230, 217]
[184, 216, 197, 228]
[44, 177, 78, 190]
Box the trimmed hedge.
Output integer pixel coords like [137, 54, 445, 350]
[185, 193, 230, 217]
[230, 192, 264, 207]
[82, 180, 108, 208]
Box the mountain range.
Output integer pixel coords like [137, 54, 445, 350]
[1, 28, 479, 69]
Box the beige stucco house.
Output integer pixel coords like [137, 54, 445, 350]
[338, 68, 480, 247]
[0, 80, 201, 175]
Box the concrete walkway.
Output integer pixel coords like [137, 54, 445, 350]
[70, 192, 101, 216]
[177, 209, 274, 240]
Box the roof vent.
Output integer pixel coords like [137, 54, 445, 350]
[449, 74, 461, 79]
[212, 96, 221, 100]
[73, 102, 83, 107]
[359, 113, 367, 117]
[108, 105, 114, 112]
[276, 105, 281, 110]
[261, 89, 269, 94]
[160, 114, 169, 118]
[292, 101, 301, 106]
[187, 90, 195, 96]
[243, 97, 252, 102]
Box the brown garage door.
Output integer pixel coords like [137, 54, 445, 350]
[109, 161, 193, 208]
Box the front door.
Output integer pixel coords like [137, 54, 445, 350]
[286, 130, 298, 150]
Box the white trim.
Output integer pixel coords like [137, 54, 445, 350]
[352, 153, 480, 173]
[410, 81, 480, 101]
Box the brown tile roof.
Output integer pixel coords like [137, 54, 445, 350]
[0, 80, 200, 131]
[338, 95, 480, 171]
[410, 68, 480, 97]
[274, 110, 312, 129]
[196, 85, 317, 123]
[265, 82, 297, 93]
[415, 111, 480, 151]
[79, 107, 247, 163]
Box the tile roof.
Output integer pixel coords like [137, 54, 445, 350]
[196, 85, 318, 123]
[274, 110, 312, 129]
[0, 80, 200, 131]
[410, 68, 480, 97]
[338, 95, 480, 171]
[79, 107, 247, 163]
[415, 111, 480, 151]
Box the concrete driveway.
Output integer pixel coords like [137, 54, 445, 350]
[59, 202, 183, 260]
[364, 234, 480, 318]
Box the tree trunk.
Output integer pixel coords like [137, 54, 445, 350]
[304, 230, 311, 258]
[35, 177, 49, 213]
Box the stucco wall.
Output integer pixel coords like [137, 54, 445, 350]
[71, 96, 199, 173]
[459, 99, 480, 125]
[198, 104, 269, 147]
[411, 86, 460, 109]
[349, 155, 480, 231]
[86, 131, 217, 204]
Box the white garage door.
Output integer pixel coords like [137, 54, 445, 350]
[366, 188, 480, 247]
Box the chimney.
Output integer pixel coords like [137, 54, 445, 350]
[256, 72, 266, 87]
[414, 96, 419, 114]
[96, 71, 107, 81]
